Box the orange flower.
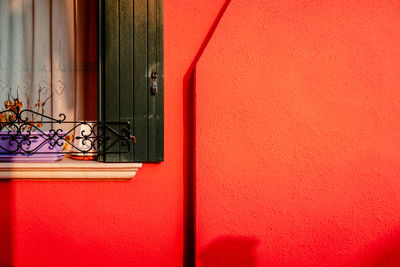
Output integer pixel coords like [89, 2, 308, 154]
[0, 113, 6, 122]
[14, 98, 23, 108]
[4, 100, 11, 110]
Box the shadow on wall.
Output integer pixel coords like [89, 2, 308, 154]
[358, 228, 400, 266]
[182, 1, 232, 266]
[0, 181, 12, 266]
[198, 236, 258, 267]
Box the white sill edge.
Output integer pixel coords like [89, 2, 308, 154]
[0, 158, 142, 180]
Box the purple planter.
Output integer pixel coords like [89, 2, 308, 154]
[0, 131, 65, 162]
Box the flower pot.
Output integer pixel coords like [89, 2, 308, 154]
[0, 131, 65, 162]
[70, 123, 97, 161]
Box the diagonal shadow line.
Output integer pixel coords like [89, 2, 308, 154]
[183, 1, 231, 266]
[188, 0, 232, 72]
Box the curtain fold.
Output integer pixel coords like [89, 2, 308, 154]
[0, 0, 85, 129]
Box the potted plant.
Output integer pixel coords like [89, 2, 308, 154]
[0, 88, 65, 162]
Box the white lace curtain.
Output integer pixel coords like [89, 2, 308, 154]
[0, 0, 87, 124]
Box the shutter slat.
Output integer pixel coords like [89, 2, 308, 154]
[156, 0, 164, 161]
[132, 0, 149, 161]
[147, 0, 158, 161]
[104, 0, 120, 162]
[119, 0, 134, 162]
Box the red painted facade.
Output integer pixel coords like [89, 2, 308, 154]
[1, 0, 400, 266]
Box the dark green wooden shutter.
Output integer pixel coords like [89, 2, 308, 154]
[98, 0, 164, 162]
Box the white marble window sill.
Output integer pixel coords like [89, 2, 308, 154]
[0, 158, 142, 180]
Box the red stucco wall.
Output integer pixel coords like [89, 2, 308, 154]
[196, 0, 400, 266]
[0, 1, 224, 266]
[1, 1, 206, 266]
[1, 0, 400, 266]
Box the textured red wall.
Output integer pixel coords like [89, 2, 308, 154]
[196, 0, 400, 266]
[1, 0, 400, 266]
[0, 1, 230, 266]
[0, 1, 215, 266]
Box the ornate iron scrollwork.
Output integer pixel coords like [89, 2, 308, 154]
[0, 107, 133, 155]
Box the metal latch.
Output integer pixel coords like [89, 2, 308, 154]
[151, 71, 158, 95]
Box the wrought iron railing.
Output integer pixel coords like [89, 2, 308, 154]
[0, 107, 134, 155]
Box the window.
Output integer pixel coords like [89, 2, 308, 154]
[0, 0, 164, 167]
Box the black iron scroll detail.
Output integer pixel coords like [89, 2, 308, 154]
[0, 108, 134, 155]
